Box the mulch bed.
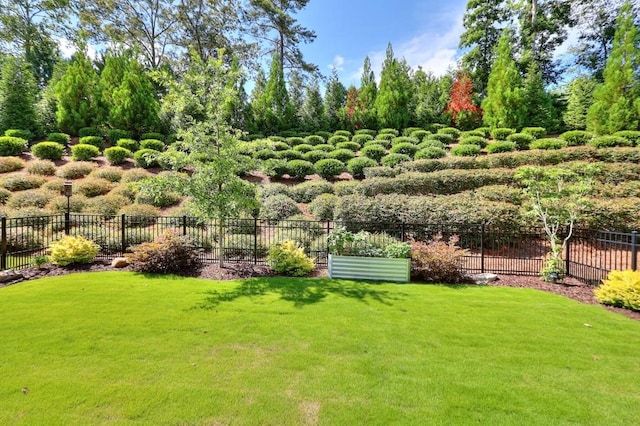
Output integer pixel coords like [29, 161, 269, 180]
[3, 261, 639, 322]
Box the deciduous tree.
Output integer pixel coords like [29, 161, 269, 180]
[445, 72, 482, 130]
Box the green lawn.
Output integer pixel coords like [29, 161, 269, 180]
[1, 272, 639, 425]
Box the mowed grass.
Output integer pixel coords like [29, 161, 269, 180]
[1, 272, 639, 425]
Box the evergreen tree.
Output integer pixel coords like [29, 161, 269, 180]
[223, 57, 252, 131]
[287, 70, 304, 130]
[522, 58, 558, 131]
[99, 51, 131, 125]
[587, 1, 640, 134]
[413, 68, 453, 127]
[324, 67, 346, 131]
[54, 50, 101, 135]
[258, 53, 294, 133]
[110, 59, 160, 135]
[563, 76, 597, 130]
[249, 68, 267, 134]
[300, 78, 325, 131]
[357, 56, 377, 129]
[0, 55, 39, 136]
[36, 60, 67, 135]
[375, 43, 414, 130]
[482, 30, 526, 129]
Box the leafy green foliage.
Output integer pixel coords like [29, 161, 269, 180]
[260, 194, 301, 221]
[589, 135, 633, 148]
[71, 144, 100, 161]
[286, 160, 314, 179]
[104, 147, 133, 165]
[56, 162, 97, 179]
[47, 133, 70, 145]
[415, 147, 447, 159]
[308, 193, 337, 220]
[133, 149, 159, 168]
[127, 230, 201, 274]
[451, 144, 481, 157]
[106, 129, 133, 144]
[595, 270, 640, 311]
[375, 44, 414, 130]
[360, 145, 386, 162]
[506, 133, 534, 150]
[347, 157, 378, 179]
[49, 235, 100, 266]
[288, 180, 334, 203]
[486, 141, 516, 153]
[381, 153, 411, 167]
[459, 136, 487, 148]
[140, 139, 165, 151]
[530, 139, 566, 150]
[314, 159, 346, 179]
[410, 234, 468, 283]
[0, 136, 27, 156]
[116, 138, 138, 152]
[267, 240, 315, 277]
[564, 76, 597, 130]
[521, 127, 546, 139]
[0, 57, 39, 137]
[31, 142, 64, 160]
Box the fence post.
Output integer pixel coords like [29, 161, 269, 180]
[182, 215, 187, 236]
[254, 218, 258, 265]
[480, 222, 485, 273]
[401, 222, 406, 242]
[121, 214, 126, 254]
[64, 211, 70, 235]
[632, 231, 637, 271]
[1, 217, 6, 270]
[565, 226, 571, 277]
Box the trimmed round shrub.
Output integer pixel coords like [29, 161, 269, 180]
[486, 141, 516, 153]
[352, 134, 373, 145]
[415, 147, 447, 159]
[293, 143, 315, 153]
[50, 235, 99, 266]
[269, 136, 286, 142]
[76, 177, 113, 197]
[428, 133, 454, 144]
[260, 159, 288, 178]
[334, 130, 351, 138]
[79, 136, 104, 149]
[305, 135, 324, 145]
[121, 168, 152, 183]
[286, 159, 315, 179]
[276, 149, 304, 161]
[0, 157, 25, 173]
[389, 143, 418, 157]
[438, 127, 461, 139]
[458, 136, 487, 148]
[116, 138, 139, 151]
[418, 139, 446, 150]
[118, 203, 161, 226]
[328, 149, 355, 163]
[289, 180, 334, 203]
[260, 194, 301, 221]
[314, 159, 346, 179]
[46, 194, 88, 213]
[139, 139, 165, 151]
[379, 128, 399, 137]
[47, 132, 70, 145]
[267, 240, 315, 277]
[461, 129, 485, 138]
[392, 136, 419, 146]
[71, 143, 100, 161]
[308, 193, 336, 220]
[559, 130, 594, 146]
[259, 183, 291, 199]
[127, 230, 201, 274]
[286, 136, 305, 146]
[104, 146, 132, 165]
[56, 161, 96, 179]
[366, 139, 391, 149]
[26, 159, 56, 176]
[530, 138, 566, 150]
[135, 188, 182, 208]
[334, 180, 361, 196]
[335, 141, 360, 152]
[506, 133, 535, 150]
[7, 189, 56, 209]
[360, 144, 387, 162]
[78, 127, 101, 138]
[410, 129, 431, 140]
[347, 157, 378, 179]
[451, 144, 481, 156]
[381, 153, 411, 167]
[328, 135, 349, 145]
[0, 187, 11, 203]
[31, 141, 65, 160]
[314, 131, 332, 140]
[0, 136, 27, 156]
[426, 123, 446, 133]
[473, 127, 490, 137]
[5, 129, 32, 141]
[107, 129, 132, 144]
[89, 166, 122, 182]
[303, 150, 329, 163]
[521, 127, 546, 139]
[376, 133, 395, 141]
[83, 194, 131, 216]
[254, 149, 276, 160]
[355, 129, 376, 137]
[133, 149, 159, 168]
[614, 130, 640, 145]
[140, 132, 166, 142]
[490, 128, 516, 140]
[2, 173, 46, 191]
[313, 143, 334, 152]
[589, 135, 633, 148]
[42, 178, 65, 192]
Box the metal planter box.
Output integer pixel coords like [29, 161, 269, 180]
[327, 254, 410, 282]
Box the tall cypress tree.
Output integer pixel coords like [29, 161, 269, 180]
[482, 30, 526, 129]
[375, 43, 414, 130]
[587, 1, 640, 134]
[563, 76, 597, 130]
[259, 53, 294, 133]
[522, 58, 558, 131]
[324, 67, 346, 131]
[300, 78, 325, 131]
[357, 56, 377, 129]
[249, 68, 267, 134]
[0, 55, 39, 136]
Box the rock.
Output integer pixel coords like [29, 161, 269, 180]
[470, 273, 499, 285]
[111, 257, 129, 268]
[0, 269, 23, 283]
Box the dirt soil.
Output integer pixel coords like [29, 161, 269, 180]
[3, 261, 639, 322]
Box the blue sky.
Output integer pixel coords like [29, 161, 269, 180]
[295, 0, 469, 86]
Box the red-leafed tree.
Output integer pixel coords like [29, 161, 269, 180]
[340, 85, 364, 131]
[445, 72, 482, 130]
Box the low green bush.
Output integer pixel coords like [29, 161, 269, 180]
[254, 149, 275, 160]
[451, 144, 481, 157]
[267, 240, 315, 276]
[390, 142, 418, 157]
[458, 136, 487, 148]
[118, 203, 161, 227]
[76, 177, 113, 198]
[428, 133, 454, 144]
[0, 136, 27, 156]
[78, 127, 101, 138]
[133, 149, 159, 168]
[328, 149, 355, 163]
[378, 128, 399, 137]
[490, 128, 515, 140]
[595, 270, 640, 311]
[415, 147, 447, 159]
[360, 144, 386, 162]
[352, 134, 373, 145]
[104, 146, 132, 165]
[259, 183, 291, 199]
[410, 129, 431, 140]
[134, 188, 182, 208]
[116, 138, 138, 152]
[336, 141, 360, 152]
[305, 135, 324, 145]
[473, 127, 490, 137]
[7, 189, 55, 209]
[260, 194, 301, 221]
[286, 159, 315, 179]
[486, 141, 516, 153]
[276, 149, 304, 161]
[375, 133, 395, 142]
[328, 135, 349, 145]
[308, 193, 336, 220]
[381, 153, 411, 167]
[0, 187, 11, 203]
[314, 159, 346, 179]
[47, 132, 70, 145]
[82, 194, 131, 216]
[363, 166, 400, 179]
[106, 129, 132, 144]
[140, 139, 165, 151]
[392, 136, 419, 146]
[521, 127, 546, 139]
[530, 138, 566, 150]
[355, 129, 377, 137]
[289, 180, 334, 203]
[0, 157, 25, 173]
[26, 160, 56, 176]
[506, 133, 535, 150]
[272, 141, 290, 151]
[314, 131, 332, 140]
[303, 150, 329, 163]
[313, 143, 334, 152]
[293, 143, 315, 153]
[260, 159, 289, 178]
[366, 139, 391, 149]
[70, 143, 100, 161]
[559, 130, 594, 146]
[347, 157, 378, 179]
[121, 168, 152, 183]
[50, 235, 100, 266]
[140, 132, 165, 142]
[333, 181, 361, 196]
[2, 173, 46, 191]
[79, 136, 104, 149]
[286, 137, 305, 146]
[438, 127, 461, 139]
[334, 130, 352, 138]
[589, 135, 633, 148]
[46, 194, 87, 213]
[418, 139, 447, 150]
[614, 131, 640, 146]
[461, 129, 486, 138]
[31, 142, 65, 160]
[5, 129, 32, 141]
[127, 230, 201, 274]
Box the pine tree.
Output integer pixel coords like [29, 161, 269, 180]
[413, 68, 452, 127]
[482, 30, 526, 129]
[259, 53, 294, 133]
[300, 78, 325, 131]
[563, 76, 597, 130]
[357, 56, 377, 129]
[54, 50, 101, 135]
[249, 68, 267, 134]
[99, 51, 130, 124]
[287, 70, 304, 130]
[587, 1, 640, 134]
[375, 43, 414, 130]
[522, 58, 558, 131]
[0, 55, 39, 136]
[324, 67, 346, 131]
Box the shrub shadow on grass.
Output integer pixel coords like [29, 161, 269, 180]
[197, 277, 405, 309]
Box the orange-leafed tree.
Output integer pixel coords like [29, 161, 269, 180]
[445, 72, 482, 130]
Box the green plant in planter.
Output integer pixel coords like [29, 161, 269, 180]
[327, 226, 410, 258]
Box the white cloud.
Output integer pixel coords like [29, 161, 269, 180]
[57, 38, 97, 59]
[329, 55, 345, 71]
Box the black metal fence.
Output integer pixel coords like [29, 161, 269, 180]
[1, 213, 638, 284]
